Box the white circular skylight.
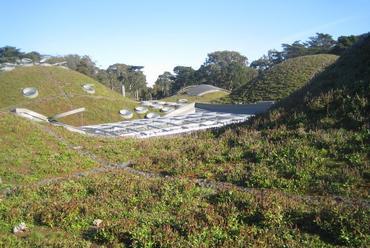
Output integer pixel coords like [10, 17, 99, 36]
[141, 101, 153, 107]
[178, 99, 188, 103]
[161, 107, 174, 113]
[119, 109, 133, 119]
[22, 87, 38, 98]
[146, 112, 160, 119]
[82, 84, 95, 94]
[152, 104, 163, 110]
[135, 106, 148, 114]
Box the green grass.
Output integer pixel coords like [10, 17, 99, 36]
[0, 66, 141, 125]
[51, 123, 369, 199]
[0, 170, 368, 247]
[229, 54, 338, 103]
[161, 91, 230, 103]
[0, 113, 98, 187]
[251, 34, 370, 130]
[0, 104, 368, 246]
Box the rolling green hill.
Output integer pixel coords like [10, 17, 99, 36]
[229, 54, 338, 103]
[252, 34, 370, 130]
[0, 66, 140, 125]
[0, 38, 368, 247]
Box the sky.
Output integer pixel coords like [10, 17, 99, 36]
[1, 0, 369, 86]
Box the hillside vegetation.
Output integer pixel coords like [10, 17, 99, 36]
[230, 54, 338, 103]
[0, 113, 368, 247]
[0, 37, 369, 247]
[0, 66, 140, 126]
[0, 113, 98, 188]
[252, 34, 370, 130]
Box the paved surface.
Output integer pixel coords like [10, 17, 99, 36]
[80, 109, 251, 138]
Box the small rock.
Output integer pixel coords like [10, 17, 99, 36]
[93, 219, 103, 227]
[13, 222, 27, 234]
[73, 146, 83, 150]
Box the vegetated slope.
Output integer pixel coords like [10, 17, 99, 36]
[230, 54, 338, 103]
[161, 91, 229, 103]
[0, 66, 139, 125]
[0, 112, 368, 247]
[0, 113, 98, 187]
[0, 41, 368, 247]
[252, 33, 370, 130]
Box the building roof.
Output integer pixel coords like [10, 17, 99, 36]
[178, 84, 229, 96]
[80, 109, 249, 138]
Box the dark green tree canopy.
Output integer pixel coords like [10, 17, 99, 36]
[172, 66, 196, 92]
[282, 33, 336, 59]
[197, 51, 254, 90]
[152, 50, 256, 98]
[204, 51, 248, 66]
[251, 49, 284, 71]
[153, 71, 175, 98]
[0, 46, 22, 63]
[306, 33, 336, 50]
[105, 63, 147, 98]
[0, 46, 41, 63]
[331, 35, 360, 55]
[251, 33, 359, 72]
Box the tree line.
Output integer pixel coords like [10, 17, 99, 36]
[0, 33, 359, 100]
[250, 33, 359, 71]
[152, 51, 257, 99]
[151, 33, 359, 99]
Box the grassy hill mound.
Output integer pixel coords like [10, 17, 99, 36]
[0, 66, 139, 125]
[161, 91, 229, 103]
[252, 34, 370, 130]
[230, 54, 338, 103]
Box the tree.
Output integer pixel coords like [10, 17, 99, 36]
[205, 51, 248, 66]
[0, 46, 23, 63]
[172, 66, 196, 92]
[306, 33, 336, 54]
[0, 46, 43, 63]
[76, 56, 96, 77]
[306, 33, 336, 50]
[152, 72, 174, 98]
[197, 51, 252, 90]
[250, 55, 270, 71]
[251, 49, 284, 71]
[281, 41, 308, 59]
[331, 35, 360, 55]
[23, 51, 41, 62]
[139, 87, 153, 100]
[96, 69, 110, 87]
[105, 64, 147, 98]
[281, 33, 337, 59]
